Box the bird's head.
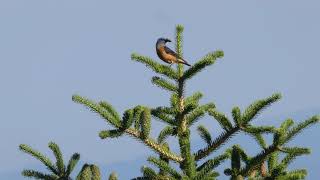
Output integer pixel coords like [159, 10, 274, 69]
[164, 38, 171, 43]
[157, 38, 171, 45]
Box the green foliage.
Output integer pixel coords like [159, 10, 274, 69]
[151, 106, 176, 125]
[108, 172, 118, 180]
[20, 142, 85, 180]
[274, 116, 319, 146]
[152, 76, 178, 93]
[252, 133, 267, 149]
[22, 170, 58, 180]
[48, 142, 65, 174]
[157, 126, 177, 143]
[76, 164, 92, 180]
[99, 101, 121, 122]
[72, 95, 122, 128]
[285, 115, 319, 143]
[194, 127, 240, 161]
[208, 109, 233, 131]
[141, 166, 157, 179]
[75, 164, 102, 180]
[90, 165, 101, 180]
[148, 156, 182, 179]
[122, 109, 135, 129]
[176, 24, 184, 76]
[186, 103, 215, 126]
[182, 51, 224, 81]
[195, 152, 230, 179]
[99, 129, 123, 139]
[241, 93, 281, 125]
[185, 92, 203, 104]
[133, 106, 144, 130]
[66, 153, 80, 177]
[131, 53, 179, 80]
[244, 125, 276, 134]
[197, 125, 212, 145]
[19, 144, 58, 175]
[263, 145, 310, 179]
[141, 108, 151, 139]
[231, 107, 241, 126]
[175, 24, 184, 56]
[21, 25, 319, 180]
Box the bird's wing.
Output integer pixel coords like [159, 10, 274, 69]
[164, 46, 179, 58]
[164, 46, 190, 66]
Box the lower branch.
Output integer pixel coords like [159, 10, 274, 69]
[125, 128, 183, 163]
[194, 127, 240, 161]
[240, 144, 279, 176]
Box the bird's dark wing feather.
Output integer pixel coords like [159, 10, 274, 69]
[164, 46, 179, 57]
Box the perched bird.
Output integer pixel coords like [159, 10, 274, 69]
[156, 38, 191, 66]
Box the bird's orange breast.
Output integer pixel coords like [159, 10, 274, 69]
[157, 46, 176, 63]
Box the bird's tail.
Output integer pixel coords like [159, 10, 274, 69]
[178, 58, 191, 66]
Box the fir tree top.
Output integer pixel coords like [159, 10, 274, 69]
[20, 25, 319, 180]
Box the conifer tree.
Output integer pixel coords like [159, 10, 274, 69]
[19, 142, 81, 179]
[20, 25, 319, 180]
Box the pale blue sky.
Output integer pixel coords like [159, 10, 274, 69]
[0, 0, 319, 179]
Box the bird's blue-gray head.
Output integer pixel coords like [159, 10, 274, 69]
[156, 38, 171, 48]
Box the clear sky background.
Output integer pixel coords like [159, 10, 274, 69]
[1, 0, 319, 179]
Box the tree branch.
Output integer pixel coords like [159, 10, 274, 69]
[194, 127, 240, 161]
[125, 128, 183, 162]
[240, 145, 279, 176]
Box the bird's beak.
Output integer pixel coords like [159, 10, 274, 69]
[166, 39, 172, 43]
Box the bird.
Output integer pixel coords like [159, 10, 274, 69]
[156, 38, 191, 66]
